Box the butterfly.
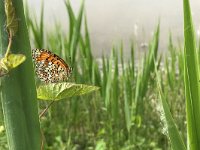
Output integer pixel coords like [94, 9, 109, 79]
[32, 48, 72, 83]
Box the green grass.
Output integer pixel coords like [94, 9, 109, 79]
[1, 0, 199, 149]
[183, 0, 200, 148]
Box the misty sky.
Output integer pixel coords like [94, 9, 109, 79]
[27, 0, 200, 57]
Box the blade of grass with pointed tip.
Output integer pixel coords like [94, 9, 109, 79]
[183, 0, 200, 148]
[155, 67, 186, 150]
[25, 0, 44, 48]
[64, 0, 75, 45]
[66, 0, 84, 64]
[135, 24, 159, 116]
[105, 48, 114, 107]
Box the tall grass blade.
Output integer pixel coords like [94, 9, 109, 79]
[112, 50, 119, 123]
[155, 66, 186, 150]
[183, 0, 200, 148]
[67, 0, 84, 64]
[135, 24, 159, 115]
[64, 0, 75, 45]
[25, 0, 44, 48]
[0, 0, 41, 149]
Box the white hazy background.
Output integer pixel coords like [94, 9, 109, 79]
[28, 0, 200, 57]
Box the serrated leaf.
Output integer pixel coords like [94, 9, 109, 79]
[5, 0, 18, 36]
[37, 82, 100, 100]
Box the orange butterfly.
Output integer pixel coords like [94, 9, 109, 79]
[32, 48, 72, 83]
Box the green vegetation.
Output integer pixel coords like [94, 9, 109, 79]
[0, 0, 41, 149]
[1, 0, 200, 149]
[183, 0, 200, 148]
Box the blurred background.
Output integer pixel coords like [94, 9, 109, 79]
[29, 0, 200, 57]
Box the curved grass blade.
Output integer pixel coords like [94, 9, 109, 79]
[155, 66, 186, 150]
[66, 0, 84, 64]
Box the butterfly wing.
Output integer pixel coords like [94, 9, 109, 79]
[32, 48, 72, 83]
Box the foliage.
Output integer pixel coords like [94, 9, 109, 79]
[1, 0, 196, 149]
[37, 82, 99, 100]
[183, 0, 200, 148]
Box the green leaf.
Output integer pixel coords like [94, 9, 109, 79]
[6, 53, 26, 68]
[2, 53, 26, 69]
[5, 0, 18, 36]
[0, 53, 26, 76]
[37, 82, 100, 100]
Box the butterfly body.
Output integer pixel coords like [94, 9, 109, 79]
[32, 48, 72, 83]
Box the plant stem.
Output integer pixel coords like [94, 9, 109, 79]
[5, 31, 12, 58]
[39, 100, 55, 119]
[0, 0, 41, 149]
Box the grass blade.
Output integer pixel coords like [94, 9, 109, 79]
[155, 67, 186, 150]
[67, 0, 84, 64]
[183, 0, 200, 148]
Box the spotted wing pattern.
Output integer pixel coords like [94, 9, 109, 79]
[32, 48, 72, 83]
